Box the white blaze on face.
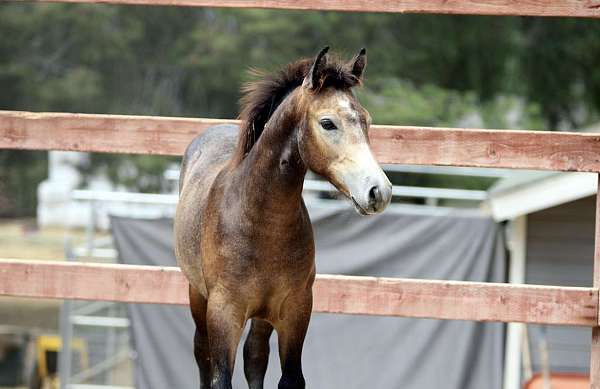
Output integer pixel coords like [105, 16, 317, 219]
[337, 93, 352, 109]
[335, 93, 359, 121]
[330, 143, 388, 194]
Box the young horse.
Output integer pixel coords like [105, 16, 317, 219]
[174, 47, 392, 389]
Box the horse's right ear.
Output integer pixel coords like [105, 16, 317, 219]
[303, 46, 329, 90]
[348, 48, 367, 80]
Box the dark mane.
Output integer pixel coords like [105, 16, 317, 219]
[231, 55, 361, 165]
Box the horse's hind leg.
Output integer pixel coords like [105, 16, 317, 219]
[243, 319, 274, 389]
[189, 285, 211, 388]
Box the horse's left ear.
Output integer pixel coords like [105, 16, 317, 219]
[347, 48, 367, 80]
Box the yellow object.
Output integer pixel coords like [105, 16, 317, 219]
[36, 335, 89, 378]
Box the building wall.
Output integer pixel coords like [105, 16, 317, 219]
[525, 196, 595, 373]
[37, 151, 178, 229]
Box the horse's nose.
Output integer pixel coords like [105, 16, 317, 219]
[368, 186, 381, 207]
[368, 183, 392, 212]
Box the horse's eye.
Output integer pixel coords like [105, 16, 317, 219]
[320, 119, 337, 131]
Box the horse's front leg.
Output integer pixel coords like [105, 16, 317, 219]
[275, 291, 312, 389]
[206, 292, 246, 389]
[243, 318, 274, 389]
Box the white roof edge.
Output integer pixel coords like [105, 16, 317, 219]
[486, 172, 597, 221]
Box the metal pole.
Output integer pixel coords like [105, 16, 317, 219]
[59, 239, 74, 389]
[86, 200, 97, 257]
[104, 303, 117, 384]
[503, 216, 527, 389]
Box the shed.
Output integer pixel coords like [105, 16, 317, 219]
[486, 141, 598, 389]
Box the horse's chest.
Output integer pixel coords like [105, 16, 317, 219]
[213, 207, 313, 259]
[203, 212, 314, 277]
[246, 231, 315, 276]
[201, 206, 315, 321]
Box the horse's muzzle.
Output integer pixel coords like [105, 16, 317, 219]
[367, 184, 392, 213]
[327, 144, 393, 215]
[348, 173, 392, 215]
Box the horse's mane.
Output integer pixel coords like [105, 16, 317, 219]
[231, 55, 361, 165]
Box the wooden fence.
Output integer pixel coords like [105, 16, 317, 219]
[28, 0, 600, 18]
[2, 0, 600, 387]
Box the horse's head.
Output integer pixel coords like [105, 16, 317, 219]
[298, 47, 392, 215]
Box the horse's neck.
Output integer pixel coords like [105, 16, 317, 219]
[238, 93, 307, 218]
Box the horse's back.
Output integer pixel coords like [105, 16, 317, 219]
[175, 124, 239, 294]
[179, 124, 239, 192]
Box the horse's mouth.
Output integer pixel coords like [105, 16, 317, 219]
[330, 181, 370, 215]
[350, 196, 369, 216]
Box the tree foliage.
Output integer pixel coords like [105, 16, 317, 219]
[1, 3, 600, 214]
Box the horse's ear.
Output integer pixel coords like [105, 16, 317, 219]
[347, 48, 367, 80]
[303, 46, 329, 90]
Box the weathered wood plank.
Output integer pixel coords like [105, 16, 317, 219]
[26, 0, 600, 19]
[0, 111, 237, 155]
[313, 274, 598, 326]
[371, 125, 600, 172]
[0, 259, 190, 305]
[2, 110, 600, 172]
[0, 259, 596, 326]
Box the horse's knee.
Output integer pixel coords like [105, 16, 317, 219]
[243, 347, 267, 387]
[243, 336, 266, 366]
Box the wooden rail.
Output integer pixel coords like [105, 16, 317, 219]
[3, 110, 600, 172]
[0, 259, 597, 327]
[26, 0, 600, 19]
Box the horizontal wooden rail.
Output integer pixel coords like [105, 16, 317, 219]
[0, 259, 596, 326]
[2, 110, 600, 172]
[27, 0, 600, 19]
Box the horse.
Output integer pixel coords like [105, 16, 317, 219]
[174, 47, 392, 389]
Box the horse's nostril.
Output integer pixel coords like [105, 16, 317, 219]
[368, 186, 381, 206]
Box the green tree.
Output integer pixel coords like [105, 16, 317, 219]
[2, 4, 600, 214]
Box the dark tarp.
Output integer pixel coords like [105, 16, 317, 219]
[111, 205, 506, 389]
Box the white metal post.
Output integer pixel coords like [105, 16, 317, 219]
[503, 215, 527, 389]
